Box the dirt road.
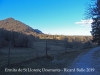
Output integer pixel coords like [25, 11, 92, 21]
[60, 47, 100, 75]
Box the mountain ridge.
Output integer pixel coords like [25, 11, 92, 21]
[0, 17, 43, 35]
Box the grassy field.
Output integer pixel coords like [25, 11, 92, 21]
[0, 41, 65, 68]
[0, 40, 92, 75]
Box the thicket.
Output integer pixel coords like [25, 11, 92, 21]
[39, 34, 94, 51]
[0, 28, 35, 48]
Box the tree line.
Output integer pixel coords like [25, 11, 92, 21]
[0, 28, 35, 48]
[0, 28, 94, 49]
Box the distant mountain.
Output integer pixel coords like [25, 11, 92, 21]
[0, 18, 43, 35]
[34, 29, 43, 34]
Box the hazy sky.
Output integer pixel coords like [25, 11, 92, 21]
[0, 0, 92, 35]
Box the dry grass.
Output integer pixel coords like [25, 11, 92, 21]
[0, 48, 34, 67]
[0, 40, 64, 68]
[0, 40, 92, 75]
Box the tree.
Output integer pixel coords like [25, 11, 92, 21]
[91, 18, 100, 45]
[86, 0, 100, 45]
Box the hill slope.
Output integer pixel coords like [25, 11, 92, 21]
[0, 18, 43, 34]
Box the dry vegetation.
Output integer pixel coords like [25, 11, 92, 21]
[0, 18, 96, 75]
[0, 37, 95, 75]
[0, 44, 92, 75]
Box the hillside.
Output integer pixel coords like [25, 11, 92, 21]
[0, 18, 44, 48]
[0, 18, 43, 34]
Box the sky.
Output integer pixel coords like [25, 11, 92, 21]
[0, 0, 92, 35]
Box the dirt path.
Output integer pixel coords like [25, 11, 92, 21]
[60, 47, 100, 75]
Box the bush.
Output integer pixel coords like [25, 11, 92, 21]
[0, 28, 35, 48]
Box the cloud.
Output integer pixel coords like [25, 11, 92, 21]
[75, 20, 93, 25]
[75, 19, 93, 28]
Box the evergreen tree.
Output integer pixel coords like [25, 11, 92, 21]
[91, 17, 100, 45]
[87, 0, 100, 45]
